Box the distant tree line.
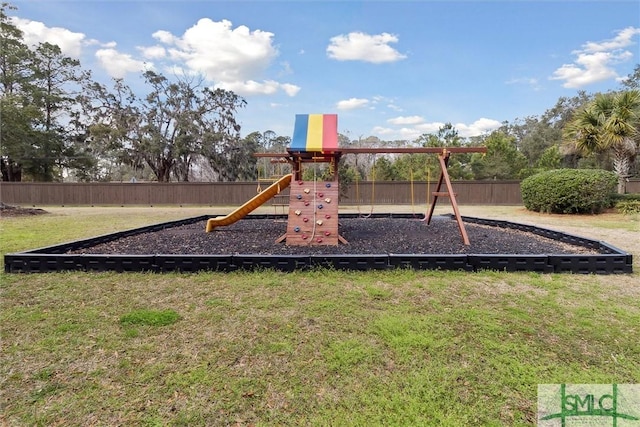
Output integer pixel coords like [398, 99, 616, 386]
[2, 2, 639, 194]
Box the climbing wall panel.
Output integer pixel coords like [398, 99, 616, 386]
[286, 180, 339, 246]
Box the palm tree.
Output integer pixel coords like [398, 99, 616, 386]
[564, 90, 640, 194]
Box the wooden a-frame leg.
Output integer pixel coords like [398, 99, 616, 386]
[424, 155, 446, 225]
[424, 152, 470, 246]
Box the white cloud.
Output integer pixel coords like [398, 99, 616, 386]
[372, 126, 431, 141]
[11, 17, 87, 58]
[505, 77, 541, 91]
[582, 26, 640, 53]
[147, 18, 297, 97]
[336, 98, 370, 110]
[398, 127, 424, 140]
[279, 61, 293, 76]
[152, 30, 178, 45]
[280, 83, 301, 97]
[95, 48, 149, 79]
[550, 52, 621, 88]
[388, 115, 424, 125]
[414, 122, 446, 135]
[327, 32, 407, 63]
[550, 27, 640, 88]
[373, 117, 501, 140]
[215, 79, 300, 97]
[454, 118, 502, 137]
[372, 126, 396, 136]
[11, 14, 296, 96]
[216, 79, 278, 95]
[139, 45, 166, 59]
[159, 18, 276, 81]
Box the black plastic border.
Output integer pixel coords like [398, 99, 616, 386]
[4, 214, 633, 274]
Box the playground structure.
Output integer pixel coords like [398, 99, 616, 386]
[206, 114, 487, 245]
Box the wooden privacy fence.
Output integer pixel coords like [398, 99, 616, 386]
[2, 179, 639, 207]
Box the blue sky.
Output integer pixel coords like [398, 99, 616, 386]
[10, 0, 640, 140]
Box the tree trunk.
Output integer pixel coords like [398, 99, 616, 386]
[612, 149, 630, 194]
[1, 161, 22, 182]
[157, 162, 172, 182]
[146, 155, 173, 182]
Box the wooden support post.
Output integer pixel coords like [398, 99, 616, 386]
[424, 150, 470, 246]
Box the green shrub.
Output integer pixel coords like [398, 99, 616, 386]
[119, 309, 180, 327]
[520, 169, 617, 214]
[612, 193, 640, 202]
[615, 199, 640, 214]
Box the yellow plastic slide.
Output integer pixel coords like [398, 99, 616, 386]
[205, 174, 293, 232]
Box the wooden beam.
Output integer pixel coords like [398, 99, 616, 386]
[255, 153, 291, 157]
[254, 146, 487, 158]
[338, 147, 486, 154]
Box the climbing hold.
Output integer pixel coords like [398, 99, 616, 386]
[303, 217, 309, 222]
[294, 210, 301, 216]
[324, 231, 331, 236]
[316, 237, 323, 243]
[325, 183, 331, 188]
[294, 226, 300, 232]
[298, 181, 304, 185]
[296, 194, 302, 200]
[317, 204, 324, 209]
[325, 214, 331, 219]
[316, 220, 323, 226]
[324, 197, 331, 203]
[302, 234, 308, 240]
[304, 188, 310, 194]
[318, 192, 324, 198]
[304, 201, 310, 206]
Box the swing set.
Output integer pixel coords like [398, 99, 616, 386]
[357, 154, 433, 218]
[337, 147, 483, 245]
[354, 154, 375, 218]
[256, 156, 289, 216]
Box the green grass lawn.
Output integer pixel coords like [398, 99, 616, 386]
[1, 206, 638, 426]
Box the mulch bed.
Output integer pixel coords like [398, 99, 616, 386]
[68, 215, 599, 256]
[0, 203, 48, 217]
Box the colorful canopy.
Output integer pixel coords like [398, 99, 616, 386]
[289, 114, 338, 153]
